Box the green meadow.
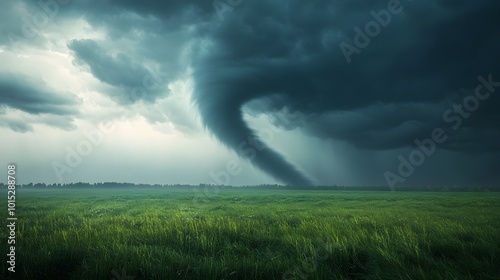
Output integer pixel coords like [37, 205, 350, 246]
[1, 187, 499, 279]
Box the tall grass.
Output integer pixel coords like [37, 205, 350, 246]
[1, 188, 499, 279]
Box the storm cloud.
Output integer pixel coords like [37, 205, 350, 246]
[0, 72, 79, 132]
[0, 72, 78, 115]
[68, 39, 169, 104]
[188, 0, 500, 184]
[1, 0, 499, 185]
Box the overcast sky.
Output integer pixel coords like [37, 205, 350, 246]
[0, 0, 499, 187]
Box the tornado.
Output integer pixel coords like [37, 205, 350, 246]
[192, 65, 312, 186]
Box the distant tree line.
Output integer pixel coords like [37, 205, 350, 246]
[0, 182, 169, 189]
[0, 182, 498, 192]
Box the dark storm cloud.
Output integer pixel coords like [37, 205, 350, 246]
[278, 103, 448, 150]
[57, 0, 215, 22]
[0, 72, 79, 132]
[49, 0, 215, 43]
[4, 0, 498, 183]
[64, 0, 498, 184]
[189, 0, 500, 184]
[194, 0, 499, 114]
[67, 39, 168, 104]
[0, 119, 34, 133]
[0, 72, 79, 116]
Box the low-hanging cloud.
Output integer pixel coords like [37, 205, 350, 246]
[0, 72, 80, 132]
[0, 72, 79, 116]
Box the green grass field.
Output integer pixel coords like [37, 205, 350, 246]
[1, 187, 499, 279]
